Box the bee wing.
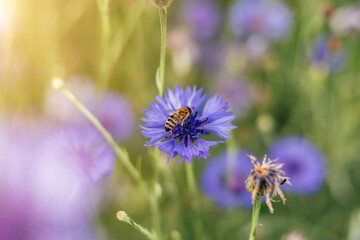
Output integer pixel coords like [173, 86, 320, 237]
[163, 109, 178, 114]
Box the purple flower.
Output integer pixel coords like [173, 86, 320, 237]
[201, 150, 253, 208]
[216, 77, 253, 118]
[268, 137, 327, 194]
[46, 78, 135, 142]
[229, 0, 292, 40]
[89, 92, 135, 142]
[45, 76, 97, 123]
[195, 41, 225, 73]
[311, 35, 347, 72]
[0, 118, 98, 240]
[42, 125, 115, 188]
[141, 85, 236, 164]
[183, 0, 222, 41]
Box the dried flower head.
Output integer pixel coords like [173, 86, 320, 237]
[149, 0, 173, 8]
[245, 154, 291, 213]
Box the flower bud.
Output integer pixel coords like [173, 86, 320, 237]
[149, 0, 173, 8]
[52, 77, 64, 90]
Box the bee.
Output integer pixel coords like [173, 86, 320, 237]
[165, 106, 192, 132]
[280, 178, 288, 185]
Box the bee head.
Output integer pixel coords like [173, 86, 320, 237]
[187, 106, 192, 114]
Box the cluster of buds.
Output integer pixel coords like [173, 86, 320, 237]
[246, 154, 291, 213]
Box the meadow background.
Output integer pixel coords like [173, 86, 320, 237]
[1, 0, 360, 239]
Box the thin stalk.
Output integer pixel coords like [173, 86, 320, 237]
[149, 149, 162, 239]
[185, 163, 204, 240]
[108, 0, 146, 76]
[117, 211, 159, 240]
[0, 0, 16, 109]
[96, 0, 111, 84]
[156, 8, 167, 97]
[54, 81, 150, 197]
[148, 8, 168, 238]
[249, 196, 261, 240]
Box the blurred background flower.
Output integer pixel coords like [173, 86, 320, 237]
[88, 91, 135, 142]
[228, 0, 292, 40]
[329, 4, 360, 35]
[183, 0, 222, 41]
[201, 150, 252, 208]
[45, 77, 134, 142]
[268, 137, 327, 194]
[0, 117, 99, 240]
[310, 34, 347, 73]
[214, 76, 253, 118]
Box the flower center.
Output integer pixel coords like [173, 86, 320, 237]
[226, 173, 245, 194]
[284, 159, 302, 177]
[169, 111, 209, 141]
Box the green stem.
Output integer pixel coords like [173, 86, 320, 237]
[156, 8, 167, 97]
[56, 83, 150, 197]
[148, 7, 168, 238]
[249, 196, 261, 240]
[97, 0, 111, 84]
[150, 149, 162, 239]
[185, 163, 204, 240]
[117, 211, 159, 240]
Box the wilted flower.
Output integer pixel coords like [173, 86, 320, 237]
[330, 4, 360, 35]
[229, 0, 293, 40]
[268, 137, 326, 194]
[183, 0, 222, 41]
[310, 35, 347, 73]
[200, 150, 253, 208]
[246, 154, 291, 213]
[141, 85, 236, 164]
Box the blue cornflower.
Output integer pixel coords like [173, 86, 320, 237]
[89, 91, 135, 142]
[215, 76, 253, 118]
[268, 137, 327, 194]
[0, 118, 97, 240]
[42, 125, 116, 188]
[141, 85, 236, 164]
[311, 35, 347, 73]
[229, 0, 292, 40]
[200, 150, 253, 208]
[183, 0, 222, 41]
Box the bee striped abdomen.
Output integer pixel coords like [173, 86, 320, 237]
[164, 107, 192, 132]
[165, 114, 179, 132]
